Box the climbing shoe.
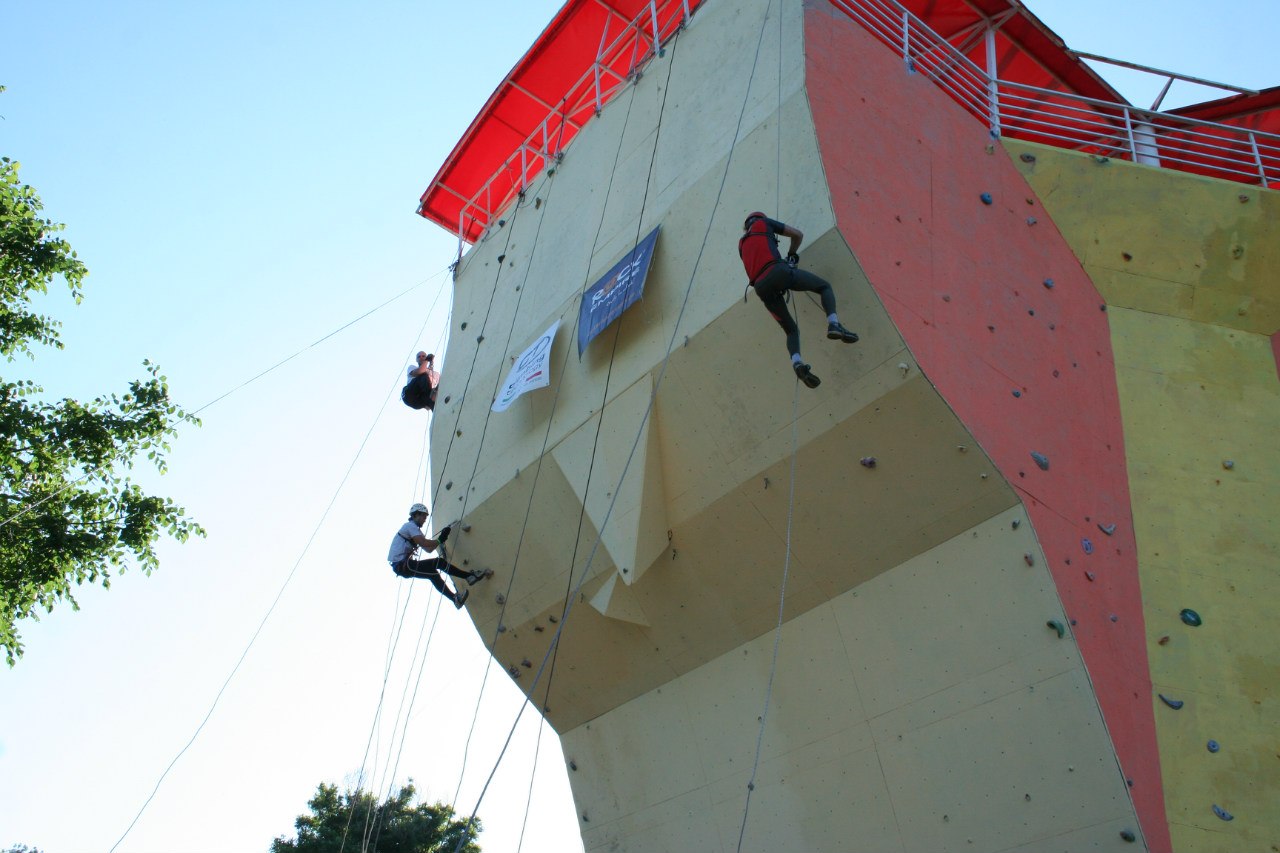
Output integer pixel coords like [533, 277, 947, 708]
[827, 322, 859, 343]
[454, 588, 470, 609]
[793, 362, 821, 388]
[466, 569, 493, 586]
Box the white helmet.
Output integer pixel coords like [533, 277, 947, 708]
[408, 503, 429, 516]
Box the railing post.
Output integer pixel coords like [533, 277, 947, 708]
[901, 12, 909, 65]
[595, 17, 610, 114]
[1248, 132, 1268, 185]
[1125, 109, 1161, 166]
[682, 0, 690, 24]
[984, 24, 1000, 137]
[649, 0, 661, 56]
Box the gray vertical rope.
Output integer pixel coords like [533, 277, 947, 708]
[451, 2, 778, 846]
[736, 371, 800, 853]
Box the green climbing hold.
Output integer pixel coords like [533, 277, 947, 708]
[1046, 619, 1065, 638]
[1180, 608, 1202, 627]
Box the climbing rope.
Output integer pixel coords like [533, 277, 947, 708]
[451, 3, 778, 845]
[108, 312, 433, 852]
[736, 364, 799, 852]
[736, 6, 791, 848]
[0, 267, 451, 534]
[535, 20, 684, 775]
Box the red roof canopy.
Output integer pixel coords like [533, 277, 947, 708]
[419, 0, 1279, 240]
[418, 0, 701, 242]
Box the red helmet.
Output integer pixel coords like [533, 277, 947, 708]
[743, 211, 767, 230]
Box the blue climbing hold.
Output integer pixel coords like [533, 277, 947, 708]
[980, 192, 993, 205]
[1030, 451, 1050, 471]
[1046, 619, 1065, 638]
[1082, 538, 1094, 555]
[1207, 740, 1220, 753]
[1012, 389, 1022, 398]
[1099, 523, 1117, 536]
[1158, 694, 1184, 710]
[1043, 278, 1054, 289]
[1180, 608, 1203, 627]
[1212, 805, 1234, 822]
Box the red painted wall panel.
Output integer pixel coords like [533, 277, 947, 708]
[803, 2, 1169, 849]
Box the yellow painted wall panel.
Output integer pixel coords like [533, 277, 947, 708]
[1009, 137, 1280, 851]
[1007, 139, 1280, 335]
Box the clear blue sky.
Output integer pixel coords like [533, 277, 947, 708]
[1, 1, 1275, 851]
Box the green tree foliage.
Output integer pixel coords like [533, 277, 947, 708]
[272, 782, 481, 853]
[0, 144, 202, 664]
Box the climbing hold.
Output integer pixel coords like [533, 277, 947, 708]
[942, 294, 951, 302]
[1207, 740, 1220, 753]
[1157, 635, 1169, 645]
[1024, 793, 1031, 801]
[1020, 153, 1036, 163]
[1030, 451, 1050, 471]
[443, 395, 451, 404]
[980, 473, 988, 479]
[958, 445, 968, 453]
[461, 321, 468, 330]
[1026, 217, 1037, 226]
[1085, 571, 1095, 581]
[1238, 194, 1250, 203]
[1093, 155, 1111, 164]
[548, 614, 559, 623]
[445, 481, 453, 490]
[1082, 538, 1094, 555]
[569, 759, 578, 771]
[1212, 805, 1234, 822]
[1043, 278, 1054, 289]
[497, 219, 506, 228]
[521, 658, 532, 668]
[1028, 309, 1036, 316]
[1046, 619, 1065, 638]
[1011, 519, 1020, 528]
[1180, 608, 1203, 627]
[497, 624, 506, 633]
[1024, 552, 1034, 566]
[462, 524, 472, 532]
[860, 457, 877, 468]
[1158, 694, 1184, 710]
[1098, 523, 1117, 536]
[495, 593, 507, 604]
[1110, 614, 1119, 623]
[1232, 245, 1244, 259]
[980, 192, 993, 205]
[534, 625, 544, 632]
[477, 334, 485, 343]
[1222, 460, 1235, 470]
[898, 362, 910, 373]
[1100, 304, 1107, 311]
[1119, 829, 1136, 843]
[508, 665, 521, 678]
[1122, 252, 1132, 261]
[1012, 389, 1022, 398]
[747, 782, 755, 791]
[987, 325, 995, 332]
[496, 254, 506, 264]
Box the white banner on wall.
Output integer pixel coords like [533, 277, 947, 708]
[492, 319, 560, 413]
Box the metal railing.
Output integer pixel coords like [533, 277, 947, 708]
[441, 0, 695, 245]
[830, 0, 1280, 187]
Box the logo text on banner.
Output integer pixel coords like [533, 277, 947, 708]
[577, 226, 660, 355]
[493, 319, 561, 413]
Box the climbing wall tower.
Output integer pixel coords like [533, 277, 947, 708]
[418, 1, 1279, 850]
